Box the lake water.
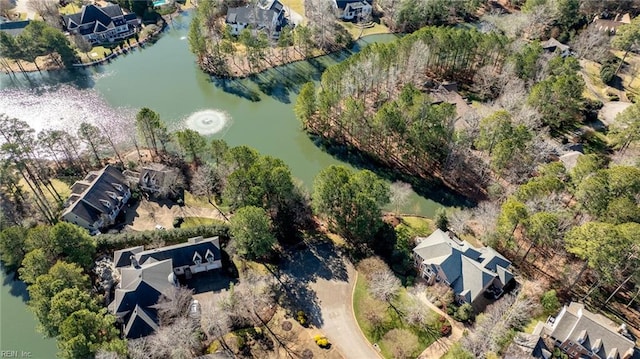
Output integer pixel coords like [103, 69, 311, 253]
[0, 13, 444, 356]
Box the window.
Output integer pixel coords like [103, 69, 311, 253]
[193, 252, 202, 265]
[113, 183, 123, 192]
[100, 199, 111, 208]
[205, 250, 215, 263]
[107, 191, 117, 200]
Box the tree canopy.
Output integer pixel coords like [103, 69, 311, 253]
[229, 205, 276, 260]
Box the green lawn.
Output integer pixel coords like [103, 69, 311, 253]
[280, 0, 304, 18]
[184, 191, 213, 208]
[59, 3, 81, 15]
[397, 216, 434, 237]
[340, 21, 391, 40]
[353, 274, 440, 358]
[19, 178, 71, 204]
[181, 216, 224, 228]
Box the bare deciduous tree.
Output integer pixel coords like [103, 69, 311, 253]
[148, 317, 200, 359]
[156, 286, 194, 326]
[368, 269, 401, 303]
[0, 0, 16, 17]
[570, 26, 611, 63]
[127, 338, 153, 359]
[389, 181, 412, 215]
[462, 293, 539, 358]
[27, 0, 59, 26]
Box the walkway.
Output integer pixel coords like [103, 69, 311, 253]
[280, 242, 382, 359]
[415, 292, 465, 359]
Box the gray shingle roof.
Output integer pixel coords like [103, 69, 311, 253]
[119, 236, 222, 270]
[549, 302, 636, 359]
[413, 229, 513, 303]
[226, 0, 285, 31]
[111, 259, 174, 338]
[61, 165, 130, 228]
[62, 4, 134, 36]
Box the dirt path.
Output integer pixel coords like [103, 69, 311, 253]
[415, 292, 465, 359]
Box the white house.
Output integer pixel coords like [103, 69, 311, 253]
[61, 4, 140, 45]
[333, 0, 372, 20]
[225, 0, 286, 39]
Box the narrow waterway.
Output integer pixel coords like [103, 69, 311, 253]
[0, 268, 57, 358]
[0, 13, 445, 356]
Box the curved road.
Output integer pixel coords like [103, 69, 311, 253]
[280, 242, 382, 359]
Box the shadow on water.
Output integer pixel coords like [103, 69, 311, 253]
[1, 67, 96, 90]
[209, 34, 397, 104]
[312, 135, 477, 209]
[1, 265, 30, 302]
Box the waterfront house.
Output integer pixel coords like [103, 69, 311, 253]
[110, 236, 223, 338]
[332, 0, 372, 21]
[61, 4, 140, 45]
[124, 163, 182, 198]
[61, 165, 131, 233]
[528, 302, 637, 359]
[413, 229, 514, 308]
[225, 0, 286, 39]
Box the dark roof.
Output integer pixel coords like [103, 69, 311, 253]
[111, 259, 173, 338]
[62, 4, 131, 35]
[226, 4, 284, 30]
[0, 20, 30, 37]
[113, 246, 144, 268]
[124, 305, 159, 339]
[335, 0, 371, 10]
[136, 237, 221, 268]
[61, 165, 130, 228]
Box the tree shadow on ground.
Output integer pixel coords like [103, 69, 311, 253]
[1, 266, 30, 302]
[311, 136, 478, 208]
[270, 238, 349, 328]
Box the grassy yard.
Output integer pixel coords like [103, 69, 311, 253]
[181, 216, 224, 228]
[280, 0, 304, 18]
[353, 274, 440, 358]
[340, 21, 391, 40]
[397, 216, 434, 237]
[59, 3, 82, 15]
[184, 191, 214, 208]
[19, 178, 71, 204]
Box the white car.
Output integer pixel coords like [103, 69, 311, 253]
[155, 224, 165, 230]
[189, 299, 201, 318]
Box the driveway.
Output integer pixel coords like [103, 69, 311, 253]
[13, 0, 36, 19]
[279, 241, 382, 359]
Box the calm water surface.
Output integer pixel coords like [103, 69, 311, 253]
[0, 13, 442, 356]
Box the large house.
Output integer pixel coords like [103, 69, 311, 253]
[593, 13, 632, 34]
[225, 0, 286, 39]
[528, 302, 637, 359]
[61, 4, 140, 45]
[124, 163, 182, 198]
[61, 165, 131, 232]
[332, 0, 372, 20]
[110, 236, 223, 338]
[413, 229, 514, 307]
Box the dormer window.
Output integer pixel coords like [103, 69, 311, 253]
[205, 249, 215, 263]
[100, 199, 111, 208]
[113, 183, 123, 192]
[107, 191, 117, 200]
[193, 252, 202, 265]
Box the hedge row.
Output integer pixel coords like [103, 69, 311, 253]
[96, 224, 230, 252]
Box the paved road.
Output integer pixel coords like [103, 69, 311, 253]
[280, 242, 382, 359]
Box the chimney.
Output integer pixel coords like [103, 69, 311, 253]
[130, 255, 140, 269]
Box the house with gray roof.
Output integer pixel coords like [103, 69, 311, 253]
[61, 4, 140, 45]
[225, 0, 286, 39]
[61, 165, 131, 232]
[529, 302, 637, 359]
[124, 163, 182, 198]
[413, 229, 514, 307]
[110, 236, 223, 338]
[332, 0, 372, 20]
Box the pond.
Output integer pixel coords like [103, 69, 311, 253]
[0, 13, 447, 357]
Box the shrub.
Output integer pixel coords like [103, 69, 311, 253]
[173, 217, 184, 228]
[314, 336, 330, 348]
[453, 303, 474, 323]
[440, 323, 452, 336]
[541, 289, 561, 315]
[296, 311, 308, 327]
[600, 64, 615, 85]
[606, 92, 620, 101]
